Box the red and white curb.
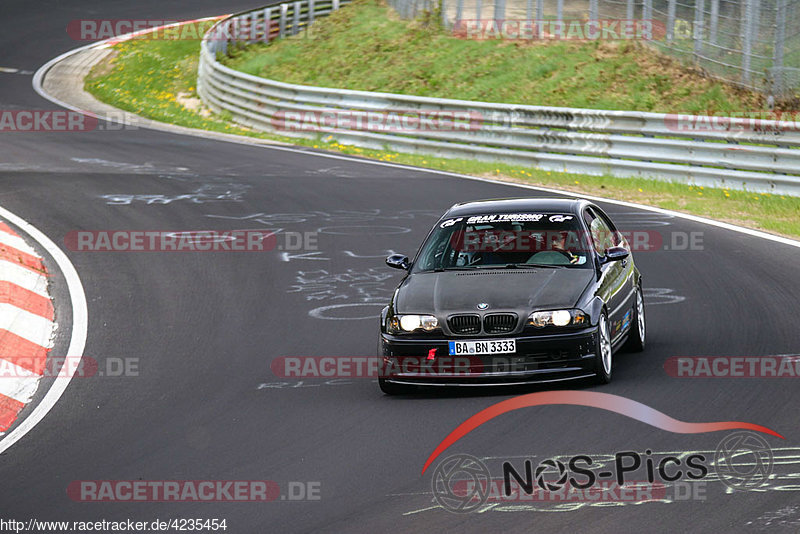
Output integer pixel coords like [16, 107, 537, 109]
[0, 206, 86, 455]
[0, 220, 57, 433]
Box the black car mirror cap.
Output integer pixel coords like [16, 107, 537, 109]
[386, 254, 411, 270]
[601, 246, 629, 264]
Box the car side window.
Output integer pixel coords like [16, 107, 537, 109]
[585, 208, 616, 255]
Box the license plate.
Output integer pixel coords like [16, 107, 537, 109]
[449, 339, 516, 356]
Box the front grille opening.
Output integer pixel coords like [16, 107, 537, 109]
[448, 314, 481, 334]
[484, 313, 518, 334]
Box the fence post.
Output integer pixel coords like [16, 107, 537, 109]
[527, 0, 533, 20]
[693, 0, 704, 60]
[557, 0, 563, 20]
[494, 0, 505, 22]
[590, 0, 599, 20]
[442, 0, 448, 27]
[772, 0, 786, 96]
[476, 0, 482, 19]
[308, 0, 315, 25]
[626, 0, 633, 20]
[643, 0, 652, 23]
[751, 0, 761, 48]
[708, 0, 718, 44]
[740, 0, 753, 84]
[666, 0, 676, 41]
[456, 0, 464, 24]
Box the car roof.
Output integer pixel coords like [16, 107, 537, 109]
[444, 197, 589, 217]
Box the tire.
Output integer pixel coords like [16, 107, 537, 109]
[623, 285, 646, 353]
[594, 312, 613, 384]
[378, 377, 407, 395]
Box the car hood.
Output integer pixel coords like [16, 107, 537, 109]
[395, 268, 594, 315]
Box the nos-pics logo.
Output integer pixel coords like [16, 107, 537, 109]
[431, 431, 774, 513]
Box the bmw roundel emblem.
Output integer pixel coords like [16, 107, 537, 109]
[477, 303, 489, 310]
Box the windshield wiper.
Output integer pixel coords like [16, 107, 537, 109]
[431, 266, 480, 272]
[501, 263, 564, 269]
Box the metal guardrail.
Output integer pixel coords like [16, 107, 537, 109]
[198, 1, 800, 195]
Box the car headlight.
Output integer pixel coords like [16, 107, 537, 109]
[528, 309, 589, 328]
[387, 314, 439, 334]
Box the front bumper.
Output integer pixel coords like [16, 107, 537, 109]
[379, 328, 598, 386]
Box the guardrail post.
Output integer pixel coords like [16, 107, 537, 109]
[251, 12, 259, 42]
[292, 1, 302, 34]
[693, 0, 704, 60]
[231, 17, 239, 45]
[279, 3, 288, 37]
[221, 21, 230, 54]
[264, 8, 273, 42]
[666, 0, 676, 41]
[333, 0, 340, 10]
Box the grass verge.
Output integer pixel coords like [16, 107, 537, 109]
[84, 20, 800, 240]
[222, 0, 764, 113]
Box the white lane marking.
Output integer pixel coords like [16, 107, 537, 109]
[0, 304, 56, 347]
[0, 206, 87, 455]
[0, 260, 49, 297]
[0, 67, 19, 74]
[0, 230, 38, 254]
[0, 361, 41, 404]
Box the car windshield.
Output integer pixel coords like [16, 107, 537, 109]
[413, 212, 593, 272]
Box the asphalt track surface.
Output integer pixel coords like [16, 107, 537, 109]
[1, 1, 800, 532]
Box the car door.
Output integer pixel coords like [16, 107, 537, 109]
[583, 207, 634, 343]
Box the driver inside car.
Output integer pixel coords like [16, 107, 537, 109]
[526, 230, 585, 265]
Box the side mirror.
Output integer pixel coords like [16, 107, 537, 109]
[386, 254, 410, 270]
[601, 246, 629, 264]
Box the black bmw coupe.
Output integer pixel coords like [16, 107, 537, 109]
[378, 197, 646, 394]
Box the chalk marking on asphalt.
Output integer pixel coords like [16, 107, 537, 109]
[29, 26, 800, 254]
